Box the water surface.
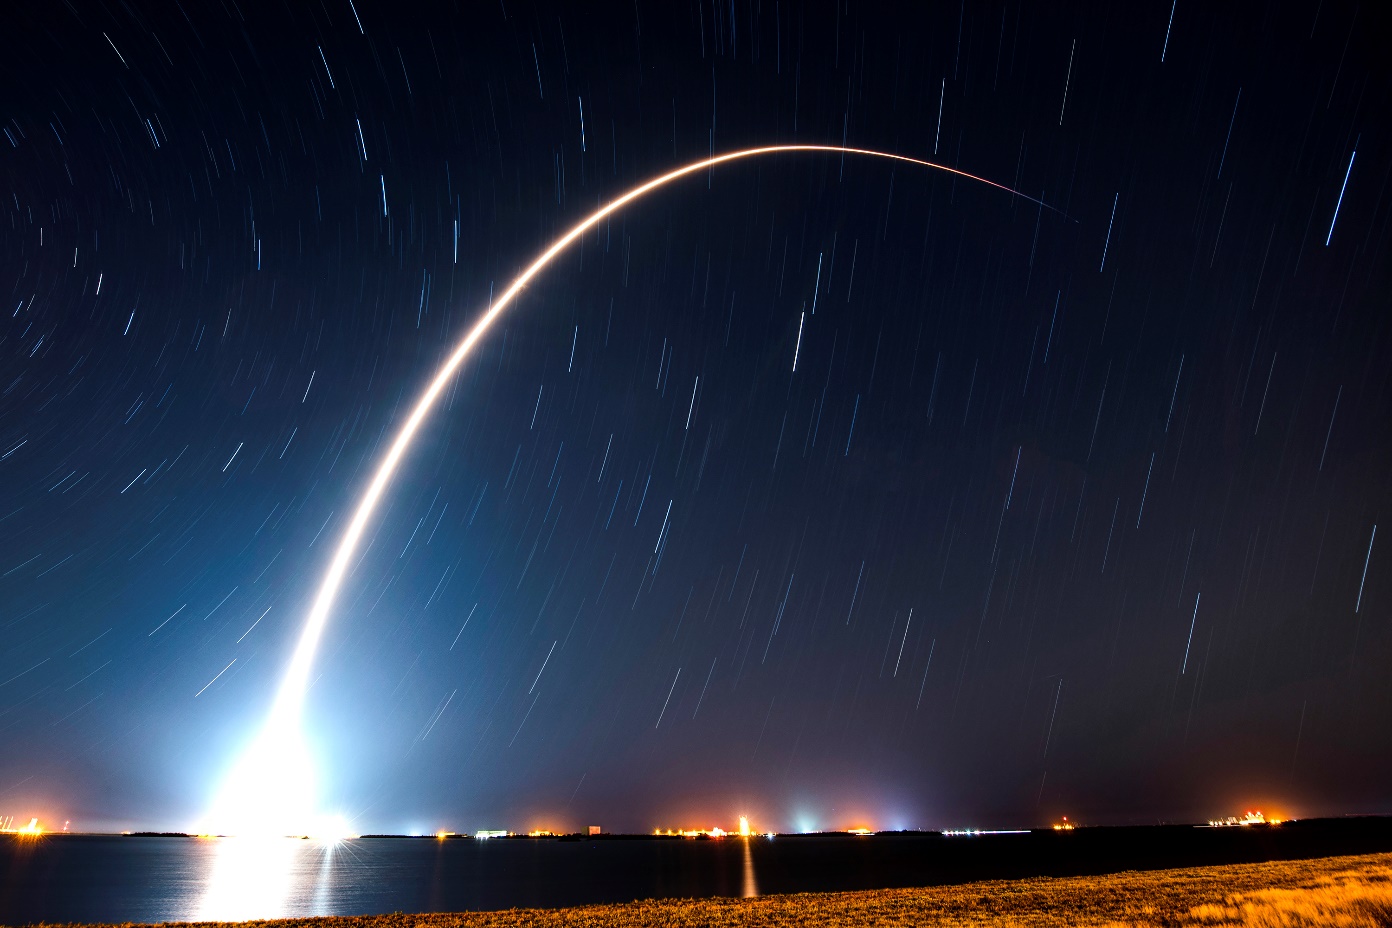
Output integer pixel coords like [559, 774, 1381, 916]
[4, 820, 1390, 925]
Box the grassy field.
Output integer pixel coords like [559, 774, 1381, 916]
[41, 851, 1392, 928]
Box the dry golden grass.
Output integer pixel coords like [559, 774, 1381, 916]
[31, 851, 1392, 928]
[1174, 861, 1392, 928]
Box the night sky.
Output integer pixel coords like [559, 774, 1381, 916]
[2, 0, 1389, 836]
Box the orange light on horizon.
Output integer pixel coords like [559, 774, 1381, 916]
[649, 818, 749, 839]
[1, 816, 44, 836]
[1207, 810, 1283, 827]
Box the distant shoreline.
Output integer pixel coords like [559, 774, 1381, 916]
[25, 851, 1392, 928]
[32, 813, 1392, 840]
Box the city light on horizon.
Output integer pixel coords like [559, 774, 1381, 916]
[0, 817, 44, 837]
[1207, 811, 1285, 828]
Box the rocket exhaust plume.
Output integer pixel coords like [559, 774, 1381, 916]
[207, 145, 1056, 835]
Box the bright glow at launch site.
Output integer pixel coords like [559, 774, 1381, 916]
[204, 145, 1049, 837]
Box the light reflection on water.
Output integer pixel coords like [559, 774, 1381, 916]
[741, 837, 759, 898]
[1, 833, 796, 923]
[191, 835, 762, 917]
[195, 837, 341, 921]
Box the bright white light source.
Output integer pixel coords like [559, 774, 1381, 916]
[203, 717, 315, 838]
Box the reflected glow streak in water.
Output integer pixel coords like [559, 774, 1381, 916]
[741, 838, 759, 899]
[195, 838, 337, 922]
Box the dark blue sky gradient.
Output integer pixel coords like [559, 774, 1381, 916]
[1, 1, 1389, 834]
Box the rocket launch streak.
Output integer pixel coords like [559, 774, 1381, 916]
[209, 145, 1056, 836]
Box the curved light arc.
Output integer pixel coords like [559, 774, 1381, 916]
[269, 144, 1053, 724]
